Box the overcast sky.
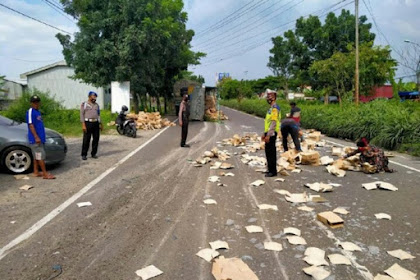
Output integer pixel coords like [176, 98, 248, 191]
[1, 0, 419, 86]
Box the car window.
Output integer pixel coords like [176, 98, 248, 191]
[0, 115, 17, 125]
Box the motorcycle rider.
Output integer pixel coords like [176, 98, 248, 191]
[117, 105, 129, 131]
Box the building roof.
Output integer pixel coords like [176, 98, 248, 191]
[20, 60, 68, 79]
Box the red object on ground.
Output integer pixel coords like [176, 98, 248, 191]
[360, 85, 393, 102]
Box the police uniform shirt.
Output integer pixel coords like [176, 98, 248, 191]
[80, 101, 101, 123]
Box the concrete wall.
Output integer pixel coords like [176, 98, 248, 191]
[27, 66, 110, 109]
[1, 80, 24, 100]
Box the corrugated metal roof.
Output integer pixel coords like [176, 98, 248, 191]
[20, 60, 67, 79]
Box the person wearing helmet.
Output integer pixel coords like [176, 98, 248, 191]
[116, 105, 129, 131]
[262, 91, 280, 177]
[80, 91, 103, 160]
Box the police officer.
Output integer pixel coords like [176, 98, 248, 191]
[178, 88, 190, 148]
[262, 91, 280, 177]
[80, 91, 103, 160]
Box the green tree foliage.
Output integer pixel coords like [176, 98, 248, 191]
[218, 78, 253, 101]
[248, 76, 282, 94]
[3, 89, 64, 123]
[56, 0, 205, 111]
[175, 70, 205, 84]
[310, 43, 396, 104]
[269, 9, 376, 89]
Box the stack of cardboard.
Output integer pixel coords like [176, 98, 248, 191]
[126, 112, 176, 130]
[205, 95, 228, 121]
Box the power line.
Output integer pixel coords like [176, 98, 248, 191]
[194, 0, 294, 49]
[0, 54, 61, 63]
[199, 0, 353, 66]
[194, 0, 271, 40]
[0, 3, 72, 35]
[41, 0, 76, 24]
[195, 0, 258, 36]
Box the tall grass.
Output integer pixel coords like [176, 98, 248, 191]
[221, 98, 420, 155]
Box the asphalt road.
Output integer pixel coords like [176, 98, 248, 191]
[0, 107, 419, 280]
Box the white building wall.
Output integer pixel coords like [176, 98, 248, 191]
[27, 66, 108, 109]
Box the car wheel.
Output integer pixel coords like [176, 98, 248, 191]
[1, 146, 33, 174]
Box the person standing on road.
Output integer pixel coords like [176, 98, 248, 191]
[281, 116, 302, 152]
[262, 91, 280, 177]
[80, 91, 103, 160]
[178, 92, 190, 148]
[26, 95, 55, 179]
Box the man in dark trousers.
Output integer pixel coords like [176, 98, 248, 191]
[26, 95, 55, 179]
[178, 91, 190, 148]
[262, 91, 280, 177]
[80, 91, 103, 160]
[281, 116, 302, 152]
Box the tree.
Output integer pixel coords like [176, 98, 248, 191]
[57, 0, 204, 113]
[310, 43, 397, 105]
[399, 43, 420, 92]
[218, 78, 253, 101]
[175, 70, 205, 84]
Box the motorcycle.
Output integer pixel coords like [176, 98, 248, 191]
[115, 105, 137, 138]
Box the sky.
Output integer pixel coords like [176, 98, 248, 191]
[0, 0, 419, 86]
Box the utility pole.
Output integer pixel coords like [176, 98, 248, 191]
[355, 0, 360, 105]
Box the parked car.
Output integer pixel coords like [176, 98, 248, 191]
[0, 115, 67, 174]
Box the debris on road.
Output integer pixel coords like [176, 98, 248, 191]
[303, 265, 331, 280]
[135, 265, 163, 280]
[264, 241, 283, 252]
[203, 199, 217, 205]
[205, 95, 228, 121]
[299, 151, 321, 166]
[303, 247, 329, 266]
[257, 204, 278, 211]
[317, 211, 344, 228]
[375, 213, 392, 220]
[374, 274, 394, 280]
[220, 172, 235, 177]
[326, 165, 346, 177]
[212, 256, 259, 280]
[245, 225, 263, 233]
[275, 178, 285, 182]
[285, 193, 309, 203]
[328, 254, 351, 265]
[333, 208, 350, 215]
[250, 180, 265, 187]
[196, 248, 220, 262]
[384, 263, 417, 280]
[208, 176, 220, 183]
[76, 202, 92, 208]
[14, 175, 29, 180]
[283, 227, 301, 236]
[339, 242, 362, 252]
[320, 156, 334, 166]
[273, 189, 291, 196]
[210, 240, 230, 250]
[298, 206, 314, 212]
[362, 181, 398, 191]
[304, 182, 333, 193]
[220, 163, 234, 170]
[292, 169, 302, 173]
[387, 249, 416, 260]
[217, 183, 227, 187]
[126, 112, 175, 130]
[331, 147, 342, 156]
[286, 236, 307, 245]
[19, 185, 33, 191]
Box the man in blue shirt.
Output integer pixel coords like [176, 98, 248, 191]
[26, 95, 55, 179]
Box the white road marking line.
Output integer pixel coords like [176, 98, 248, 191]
[224, 124, 231, 131]
[324, 140, 420, 173]
[0, 124, 175, 261]
[319, 222, 374, 280]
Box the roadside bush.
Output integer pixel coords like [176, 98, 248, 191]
[221, 98, 420, 154]
[3, 88, 63, 122]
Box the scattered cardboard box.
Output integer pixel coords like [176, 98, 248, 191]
[374, 274, 394, 280]
[273, 189, 290, 196]
[302, 265, 330, 280]
[14, 175, 29, 180]
[305, 182, 333, 193]
[210, 240, 230, 250]
[298, 206, 314, 212]
[362, 181, 398, 191]
[317, 211, 344, 229]
[320, 156, 334, 166]
[77, 202, 92, 208]
[246, 225, 263, 233]
[208, 176, 220, 183]
[19, 185, 33, 191]
[384, 263, 417, 280]
[300, 151, 321, 166]
[135, 265, 163, 280]
[375, 213, 391, 220]
[303, 247, 329, 266]
[212, 256, 259, 280]
[275, 178, 285, 182]
[332, 147, 342, 156]
[339, 242, 362, 252]
[328, 254, 351, 265]
[326, 165, 346, 177]
[257, 204, 278, 211]
[283, 227, 301, 236]
[286, 236, 307, 245]
[264, 242, 283, 252]
[333, 208, 349, 215]
[285, 193, 309, 203]
[203, 199, 217, 205]
[196, 248, 220, 262]
[387, 249, 416, 260]
[250, 180, 265, 187]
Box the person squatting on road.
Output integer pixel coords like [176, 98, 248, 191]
[26, 95, 55, 179]
[281, 116, 302, 153]
[80, 91, 103, 160]
[262, 91, 280, 177]
[343, 137, 394, 173]
[179, 92, 190, 148]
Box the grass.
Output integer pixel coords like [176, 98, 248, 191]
[221, 98, 420, 156]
